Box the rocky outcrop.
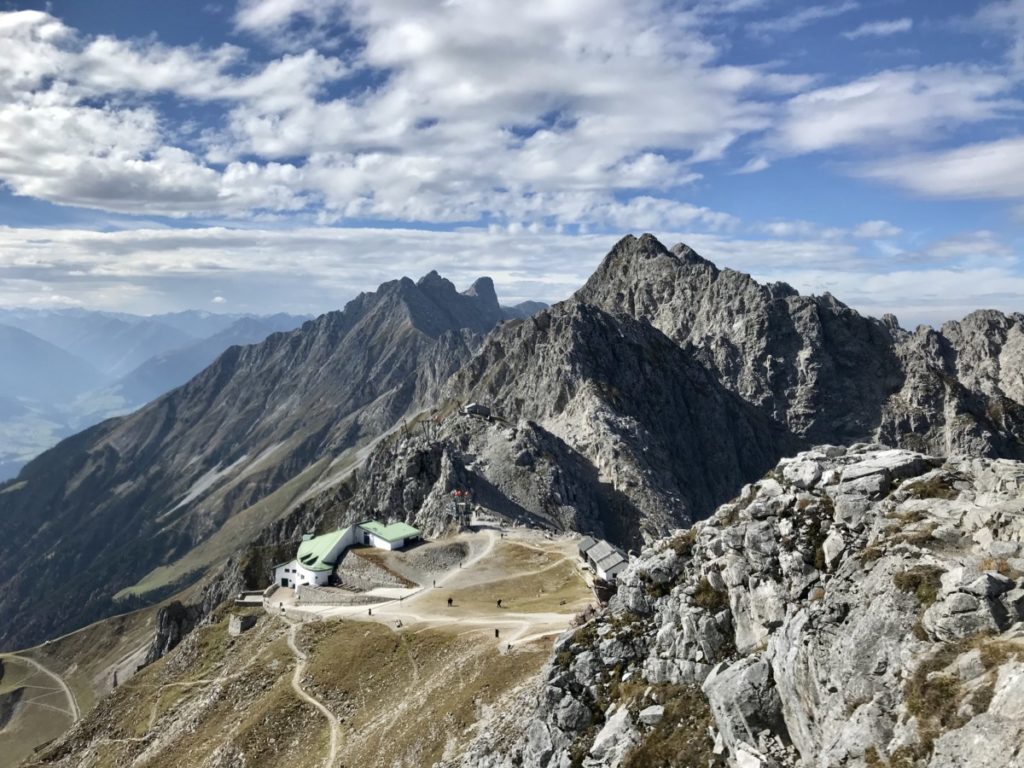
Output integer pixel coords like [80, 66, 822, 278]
[144, 601, 203, 665]
[451, 446, 1024, 768]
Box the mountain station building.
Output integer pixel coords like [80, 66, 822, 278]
[273, 520, 422, 590]
[577, 536, 628, 582]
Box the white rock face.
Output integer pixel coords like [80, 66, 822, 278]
[637, 704, 664, 725]
[447, 446, 1024, 768]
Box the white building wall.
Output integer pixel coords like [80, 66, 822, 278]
[596, 561, 626, 582]
[356, 526, 404, 550]
[274, 560, 299, 588]
[368, 533, 404, 550]
[295, 562, 328, 587]
[324, 525, 357, 561]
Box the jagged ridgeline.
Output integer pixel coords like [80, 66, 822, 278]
[2, 234, 1024, 651]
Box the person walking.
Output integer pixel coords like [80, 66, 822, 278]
[494, 628, 500, 638]
[447, 597, 453, 607]
[496, 598, 502, 609]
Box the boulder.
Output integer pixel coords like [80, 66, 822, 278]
[588, 706, 637, 763]
[638, 704, 665, 725]
[963, 572, 1015, 598]
[782, 461, 821, 490]
[822, 530, 846, 571]
[703, 656, 787, 760]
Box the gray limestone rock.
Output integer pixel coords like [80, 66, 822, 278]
[453, 448, 1024, 768]
[703, 656, 788, 757]
[638, 704, 665, 725]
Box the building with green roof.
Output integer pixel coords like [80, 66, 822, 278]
[272, 519, 423, 589]
[297, 530, 349, 571]
[357, 521, 422, 549]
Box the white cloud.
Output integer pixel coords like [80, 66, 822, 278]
[760, 220, 822, 238]
[0, 5, 799, 230]
[223, 0, 788, 227]
[853, 220, 902, 238]
[212, 295, 227, 304]
[843, 18, 913, 40]
[775, 66, 1018, 154]
[735, 156, 771, 174]
[755, 219, 900, 241]
[975, 0, 1024, 72]
[864, 136, 1024, 199]
[748, 2, 859, 38]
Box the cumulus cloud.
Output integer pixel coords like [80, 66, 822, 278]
[0, 0, 1021, 295]
[853, 220, 902, 238]
[735, 156, 771, 174]
[0, 4, 807, 230]
[755, 219, 899, 241]
[222, 0, 810, 227]
[0, 11, 344, 216]
[975, 0, 1024, 72]
[843, 18, 913, 40]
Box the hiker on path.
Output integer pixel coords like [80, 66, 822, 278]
[495, 628, 500, 638]
[447, 597, 453, 607]
[496, 598, 502, 608]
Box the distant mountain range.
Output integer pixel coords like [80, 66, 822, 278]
[0, 309, 311, 481]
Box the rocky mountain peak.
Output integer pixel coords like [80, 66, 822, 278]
[373, 270, 503, 337]
[416, 269, 456, 293]
[670, 240, 716, 269]
[589, 233, 676, 278]
[464, 275, 497, 301]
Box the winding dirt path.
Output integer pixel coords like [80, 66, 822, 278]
[2, 653, 81, 722]
[284, 619, 340, 768]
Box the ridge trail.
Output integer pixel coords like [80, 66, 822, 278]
[284, 618, 340, 768]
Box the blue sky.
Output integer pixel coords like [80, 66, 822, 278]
[0, 0, 1022, 326]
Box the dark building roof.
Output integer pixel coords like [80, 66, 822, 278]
[577, 536, 598, 555]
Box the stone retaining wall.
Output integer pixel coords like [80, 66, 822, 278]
[336, 550, 410, 591]
[296, 585, 380, 605]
